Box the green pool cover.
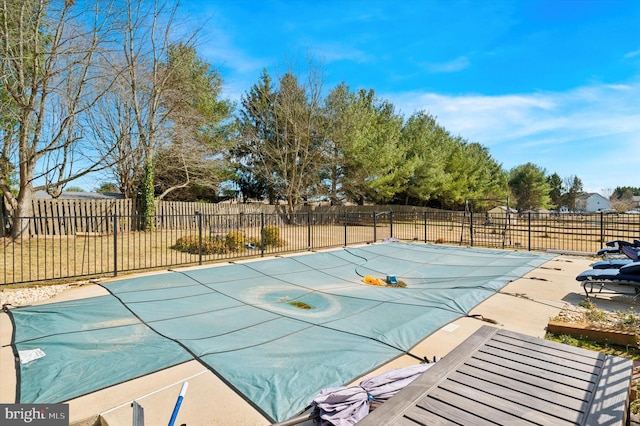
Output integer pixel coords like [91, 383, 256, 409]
[9, 242, 554, 422]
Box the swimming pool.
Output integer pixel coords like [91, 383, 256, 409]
[9, 242, 554, 421]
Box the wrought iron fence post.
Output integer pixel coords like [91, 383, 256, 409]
[600, 211, 604, 245]
[470, 210, 474, 246]
[261, 212, 265, 257]
[390, 211, 394, 238]
[344, 212, 348, 246]
[528, 211, 532, 251]
[424, 211, 427, 243]
[113, 213, 118, 277]
[373, 211, 377, 242]
[307, 211, 311, 250]
[197, 211, 203, 265]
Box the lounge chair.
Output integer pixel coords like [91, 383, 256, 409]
[576, 261, 640, 297]
[591, 259, 635, 269]
[596, 239, 640, 257]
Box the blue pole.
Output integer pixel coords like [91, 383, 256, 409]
[168, 382, 189, 426]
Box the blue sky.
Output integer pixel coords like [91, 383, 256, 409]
[179, 0, 640, 195]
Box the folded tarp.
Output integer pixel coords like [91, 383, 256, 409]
[596, 239, 640, 257]
[622, 245, 640, 261]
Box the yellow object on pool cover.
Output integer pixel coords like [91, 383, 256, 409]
[8, 242, 553, 422]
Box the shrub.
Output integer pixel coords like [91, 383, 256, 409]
[172, 227, 285, 255]
[204, 238, 229, 255]
[584, 305, 608, 323]
[171, 235, 229, 255]
[262, 225, 285, 247]
[171, 236, 200, 254]
[225, 231, 245, 251]
[614, 308, 640, 332]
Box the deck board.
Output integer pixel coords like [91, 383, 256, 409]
[358, 326, 632, 426]
[458, 356, 596, 396]
[447, 370, 588, 416]
[476, 346, 600, 381]
[484, 338, 604, 372]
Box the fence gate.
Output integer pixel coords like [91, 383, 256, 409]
[460, 198, 511, 248]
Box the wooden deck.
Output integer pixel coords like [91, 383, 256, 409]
[358, 325, 633, 426]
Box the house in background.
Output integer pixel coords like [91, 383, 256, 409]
[34, 190, 123, 200]
[575, 193, 612, 213]
[486, 206, 518, 225]
[522, 207, 549, 219]
[487, 206, 518, 215]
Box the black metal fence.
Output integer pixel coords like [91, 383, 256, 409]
[1, 210, 639, 286]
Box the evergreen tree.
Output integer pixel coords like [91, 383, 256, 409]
[508, 163, 552, 210]
[234, 66, 325, 215]
[562, 175, 583, 212]
[340, 90, 408, 204]
[547, 173, 563, 208]
[396, 111, 449, 205]
[153, 43, 233, 202]
[232, 69, 278, 202]
[319, 82, 352, 205]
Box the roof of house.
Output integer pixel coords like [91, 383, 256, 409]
[489, 206, 518, 213]
[34, 190, 123, 200]
[577, 192, 607, 201]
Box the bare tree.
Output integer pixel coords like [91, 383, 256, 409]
[95, 0, 232, 226]
[87, 60, 143, 199]
[152, 42, 233, 201]
[0, 0, 121, 237]
[236, 62, 326, 217]
[116, 0, 183, 226]
[610, 188, 636, 212]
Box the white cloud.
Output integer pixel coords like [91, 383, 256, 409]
[624, 49, 640, 59]
[385, 81, 640, 192]
[421, 56, 470, 73]
[307, 43, 372, 64]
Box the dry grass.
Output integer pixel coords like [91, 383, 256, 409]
[0, 215, 634, 286]
[0, 224, 389, 286]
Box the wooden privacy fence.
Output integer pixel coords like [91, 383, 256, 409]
[1, 199, 437, 237]
[1, 199, 286, 237]
[29, 199, 133, 236]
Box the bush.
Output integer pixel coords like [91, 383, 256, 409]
[172, 227, 285, 255]
[171, 236, 200, 254]
[262, 225, 285, 247]
[225, 231, 245, 252]
[171, 235, 229, 255]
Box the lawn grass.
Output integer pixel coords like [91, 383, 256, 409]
[0, 224, 391, 286]
[546, 332, 640, 360]
[0, 213, 636, 286]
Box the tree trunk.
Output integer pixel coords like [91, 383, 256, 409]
[140, 159, 156, 230]
[287, 199, 296, 224]
[12, 185, 34, 240]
